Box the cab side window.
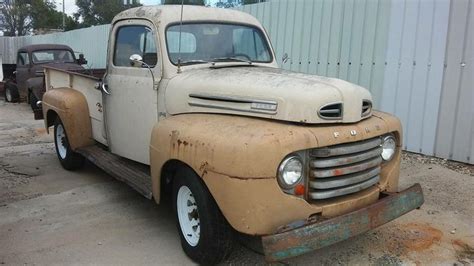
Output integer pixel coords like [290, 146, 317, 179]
[113, 25, 158, 67]
[17, 52, 30, 66]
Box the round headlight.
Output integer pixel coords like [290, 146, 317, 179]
[278, 156, 303, 189]
[381, 135, 396, 161]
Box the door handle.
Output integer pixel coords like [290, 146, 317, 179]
[102, 83, 111, 95]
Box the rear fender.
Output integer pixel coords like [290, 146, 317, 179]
[42, 88, 94, 150]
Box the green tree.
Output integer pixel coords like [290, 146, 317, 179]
[161, 0, 205, 5]
[30, 0, 63, 30]
[214, 0, 265, 8]
[1, 0, 31, 36]
[75, 0, 141, 27]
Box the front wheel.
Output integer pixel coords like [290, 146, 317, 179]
[4, 83, 19, 103]
[54, 118, 85, 170]
[173, 168, 233, 264]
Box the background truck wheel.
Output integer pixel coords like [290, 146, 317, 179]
[4, 83, 19, 103]
[173, 168, 233, 264]
[54, 118, 85, 170]
[29, 92, 39, 110]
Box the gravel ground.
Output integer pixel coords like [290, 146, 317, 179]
[0, 101, 473, 265]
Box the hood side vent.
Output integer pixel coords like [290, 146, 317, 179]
[318, 103, 343, 120]
[362, 100, 372, 117]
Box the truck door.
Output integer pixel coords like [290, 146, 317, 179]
[103, 19, 161, 164]
[16, 51, 30, 91]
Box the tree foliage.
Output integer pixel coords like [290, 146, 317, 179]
[215, 0, 265, 8]
[30, 0, 62, 30]
[1, 0, 78, 36]
[74, 0, 141, 28]
[1, 0, 31, 36]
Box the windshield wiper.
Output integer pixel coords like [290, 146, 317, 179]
[211, 57, 252, 65]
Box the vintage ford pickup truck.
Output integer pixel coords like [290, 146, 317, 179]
[40, 5, 424, 264]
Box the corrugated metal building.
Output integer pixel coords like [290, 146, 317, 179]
[0, 0, 472, 163]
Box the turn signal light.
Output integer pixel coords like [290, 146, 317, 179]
[294, 184, 305, 195]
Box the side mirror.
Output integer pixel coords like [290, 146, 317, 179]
[282, 53, 290, 64]
[77, 53, 88, 65]
[129, 54, 144, 68]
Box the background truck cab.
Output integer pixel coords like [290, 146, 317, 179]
[3, 44, 86, 112]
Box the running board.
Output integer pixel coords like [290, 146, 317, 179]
[77, 145, 153, 199]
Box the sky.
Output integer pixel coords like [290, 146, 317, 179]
[54, 0, 221, 16]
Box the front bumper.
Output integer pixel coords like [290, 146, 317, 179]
[262, 183, 424, 261]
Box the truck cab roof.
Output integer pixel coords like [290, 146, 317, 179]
[113, 5, 261, 28]
[18, 44, 74, 53]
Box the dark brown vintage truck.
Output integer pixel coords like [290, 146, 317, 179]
[3, 44, 87, 114]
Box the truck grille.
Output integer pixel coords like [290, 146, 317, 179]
[308, 137, 383, 200]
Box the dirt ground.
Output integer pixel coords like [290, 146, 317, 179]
[0, 101, 473, 265]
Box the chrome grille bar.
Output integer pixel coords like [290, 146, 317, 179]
[309, 175, 380, 200]
[308, 136, 384, 200]
[310, 146, 383, 168]
[309, 167, 381, 189]
[311, 157, 382, 178]
[311, 137, 382, 157]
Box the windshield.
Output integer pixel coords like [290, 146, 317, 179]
[32, 50, 75, 64]
[166, 23, 272, 65]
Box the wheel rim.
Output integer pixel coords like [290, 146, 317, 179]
[5, 88, 12, 102]
[177, 185, 200, 247]
[56, 124, 67, 159]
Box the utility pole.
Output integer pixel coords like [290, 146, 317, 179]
[62, 0, 65, 30]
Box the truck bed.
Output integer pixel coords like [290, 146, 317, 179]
[44, 66, 107, 146]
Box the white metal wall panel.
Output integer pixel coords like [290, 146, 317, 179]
[419, 0, 451, 156]
[380, 0, 450, 156]
[435, 0, 473, 164]
[0, 36, 29, 64]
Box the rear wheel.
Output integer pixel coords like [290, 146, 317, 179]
[4, 83, 19, 103]
[54, 118, 85, 170]
[173, 168, 233, 264]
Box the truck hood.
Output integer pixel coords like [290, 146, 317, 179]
[165, 66, 373, 124]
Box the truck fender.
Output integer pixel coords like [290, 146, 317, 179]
[26, 77, 44, 97]
[42, 88, 94, 150]
[148, 113, 318, 202]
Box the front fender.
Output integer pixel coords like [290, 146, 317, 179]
[149, 112, 402, 235]
[42, 88, 94, 150]
[26, 77, 45, 99]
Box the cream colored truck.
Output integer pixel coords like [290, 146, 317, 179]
[40, 5, 424, 264]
